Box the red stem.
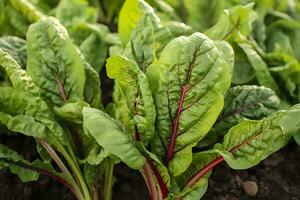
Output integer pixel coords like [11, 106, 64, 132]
[184, 156, 224, 188]
[147, 159, 169, 198]
[143, 163, 158, 200]
[55, 74, 68, 102]
[166, 85, 188, 162]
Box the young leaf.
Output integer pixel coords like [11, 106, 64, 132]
[118, 0, 171, 49]
[106, 55, 156, 146]
[147, 32, 232, 176]
[26, 17, 86, 106]
[82, 107, 146, 170]
[123, 15, 156, 72]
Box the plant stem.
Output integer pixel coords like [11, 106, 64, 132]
[143, 163, 158, 200]
[38, 139, 85, 200]
[184, 156, 224, 188]
[147, 159, 169, 198]
[104, 159, 114, 200]
[57, 143, 92, 200]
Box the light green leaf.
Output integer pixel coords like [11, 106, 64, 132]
[82, 107, 146, 170]
[0, 87, 68, 144]
[147, 32, 231, 176]
[55, 0, 97, 29]
[26, 17, 86, 106]
[0, 36, 26, 68]
[106, 55, 156, 145]
[0, 50, 40, 96]
[123, 15, 156, 71]
[54, 101, 90, 124]
[238, 43, 279, 94]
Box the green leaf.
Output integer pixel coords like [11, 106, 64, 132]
[231, 44, 256, 84]
[83, 61, 102, 109]
[106, 55, 156, 145]
[206, 3, 256, 41]
[0, 36, 26, 68]
[0, 50, 40, 96]
[215, 85, 281, 133]
[147, 32, 231, 176]
[55, 0, 98, 29]
[26, 17, 86, 106]
[82, 107, 146, 170]
[215, 104, 300, 169]
[174, 152, 217, 199]
[54, 101, 90, 124]
[79, 24, 109, 72]
[123, 15, 156, 71]
[0, 144, 71, 184]
[118, 0, 171, 48]
[0, 87, 68, 144]
[0, 144, 39, 182]
[181, 0, 225, 32]
[238, 43, 279, 94]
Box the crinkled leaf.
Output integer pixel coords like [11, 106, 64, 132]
[82, 107, 146, 170]
[0, 36, 26, 68]
[123, 15, 156, 71]
[0, 50, 40, 96]
[0, 87, 68, 144]
[215, 85, 280, 133]
[26, 17, 86, 106]
[147, 33, 231, 176]
[106, 55, 156, 145]
[215, 104, 300, 169]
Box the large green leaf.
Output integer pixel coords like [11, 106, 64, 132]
[147, 32, 232, 176]
[106, 55, 156, 145]
[82, 107, 146, 170]
[26, 17, 86, 106]
[215, 104, 300, 169]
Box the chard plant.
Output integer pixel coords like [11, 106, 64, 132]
[0, 16, 114, 200]
[1, 0, 300, 200]
[82, 0, 300, 200]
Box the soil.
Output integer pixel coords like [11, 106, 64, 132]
[0, 140, 299, 200]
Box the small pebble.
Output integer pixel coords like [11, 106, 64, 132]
[242, 180, 258, 196]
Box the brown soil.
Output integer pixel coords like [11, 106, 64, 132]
[1, 142, 299, 200]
